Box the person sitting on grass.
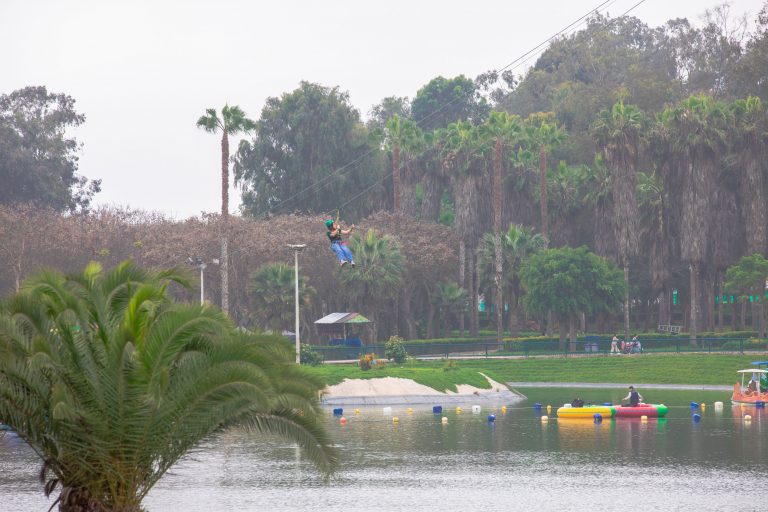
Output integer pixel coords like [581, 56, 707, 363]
[621, 385, 643, 406]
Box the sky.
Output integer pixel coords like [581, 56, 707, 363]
[1, 0, 763, 218]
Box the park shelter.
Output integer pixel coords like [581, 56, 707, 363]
[314, 312, 371, 345]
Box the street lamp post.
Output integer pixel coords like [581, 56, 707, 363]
[287, 244, 307, 364]
[188, 257, 219, 306]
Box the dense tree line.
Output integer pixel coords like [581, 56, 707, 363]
[2, 3, 768, 343]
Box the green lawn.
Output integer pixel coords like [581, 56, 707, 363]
[305, 354, 764, 392]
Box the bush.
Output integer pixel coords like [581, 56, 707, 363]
[442, 359, 459, 372]
[359, 353, 376, 371]
[300, 344, 324, 366]
[385, 335, 408, 364]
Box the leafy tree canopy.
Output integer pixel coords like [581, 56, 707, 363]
[520, 245, 625, 317]
[234, 81, 386, 219]
[0, 86, 100, 211]
[411, 75, 489, 131]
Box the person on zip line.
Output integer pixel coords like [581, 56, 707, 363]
[325, 218, 355, 267]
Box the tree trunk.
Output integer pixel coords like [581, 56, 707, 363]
[716, 279, 723, 332]
[426, 286, 436, 339]
[623, 264, 630, 343]
[470, 251, 479, 337]
[546, 310, 553, 336]
[568, 314, 577, 352]
[539, 144, 548, 239]
[740, 300, 747, 330]
[220, 129, 230, 315]
[558, 315, 567, 351]
[494, 138, 504, 344]
[689, 263, 698, 346]
[392, 143, 401, 213]
[458, 241, 465, 337]
[508, 293, 519, 338]
[420, 172, 443, 222]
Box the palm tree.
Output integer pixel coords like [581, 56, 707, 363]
[434, 281, 469, 337]
[592, 101, 647, 344]
[477, 224, 547, 337]
[660, 95, 731, 345]
[0, 261, 337, 511]
[479, 111, 523, 343]
[340, 229, 404, 341]
[381, 114, 423, 214]
[523, 113, 565, 240]
[196, 105, 256, 315]
[249, 262, 316, 334]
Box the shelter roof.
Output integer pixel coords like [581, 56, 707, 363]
[314, 312, 370, 324]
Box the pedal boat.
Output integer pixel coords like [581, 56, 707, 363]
[731, 368, 768, 405]
[614, 403, 668, 418]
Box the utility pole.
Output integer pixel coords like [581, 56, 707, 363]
[287, 244, 307, 364]
[187, 257, 219, 306]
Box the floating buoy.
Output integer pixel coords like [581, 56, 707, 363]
[433, 405, 443, 414]
[593, 413, 603, 424]
[332, 408, 343, 416]
[714, 401, 723, 410]
[756, 401, 765, 409]
[692, 413, 701, 422]
[640, 415, 648, 422]
[546, 405, 552, 413]
[441, 416, 449, 425]
[501, 406, 507, 414]
[383, 407, 392, 416]
[393, 417, 399, 423]
[541, 415, 549, 423]
[533, 402, 542, 411]
[472, 405, 481, 414]
[487, 414, 496, 422]
[339, 416, 347, 425]
[700, 403, 706, 411]
[603, 402, 612, 406]
[407, 407, 413, 414]
[455, 406, 462, 414]
[690, 402, 699, 409]
[354, 408, 360, 415]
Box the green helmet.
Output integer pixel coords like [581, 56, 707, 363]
[325, 219, 334, 229]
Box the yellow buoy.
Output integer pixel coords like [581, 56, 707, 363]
[547, 405, 552, 413]
[354, 408, 360, 415]
[441, 416, 449, 424]
[501, 406, 507, 414]
[701, 403, 706, 411]
[393, 416, 399, 423]
[456, 406, 462, 413]
[541, 415, 549, 423]
[640, 415, 648, 422]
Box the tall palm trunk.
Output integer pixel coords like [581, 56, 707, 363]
[689, 263, 698, 346]
[459, 241, 466, 337]
[392, 143, 401, 213]
[493, 138, 503, 343]
[221, 128, 230, 315]
[623, 264, 630, 342]
[539, 144, 548, 238]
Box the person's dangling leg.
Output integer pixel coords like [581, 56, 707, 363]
[340, 243, 355, 266]
[331, 243, 347, 266]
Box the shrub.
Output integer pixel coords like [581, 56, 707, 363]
[359, 353, 376, 371]
[385, 335, 408, 364]
[443, 359, 459, 372]
[300, 344, 324, 366]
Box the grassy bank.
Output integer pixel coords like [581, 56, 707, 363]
[306, 354, 764, 392]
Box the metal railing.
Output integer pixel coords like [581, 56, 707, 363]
[311, 337, 767, 362]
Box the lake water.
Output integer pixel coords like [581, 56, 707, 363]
[2, 387, 767, 511]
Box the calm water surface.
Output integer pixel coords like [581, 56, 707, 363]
[2, 388, 767, 511]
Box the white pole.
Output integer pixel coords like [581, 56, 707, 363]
[200, 265, 205, 306]
[294, 248, 301, 364]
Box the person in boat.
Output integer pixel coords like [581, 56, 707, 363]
[621, 385, 643, 406]
[746, 378, 758, 396]
[325, 218, 355, 267]
[571, 397, 584, 407]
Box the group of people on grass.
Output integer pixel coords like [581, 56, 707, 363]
[610, 335, 642, 354]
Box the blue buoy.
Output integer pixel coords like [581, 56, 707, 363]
[690, 402, 699, 409]
[332, 408, 343, 416]
[603, 402, 612, 406]
[433, 405, 443, 414]
[533, 402, 542, 410]
[487, 414, 496, 422]
[593, 413, 603, 423]
[692, 413, 701, 422]
[756, 401, 765, 409]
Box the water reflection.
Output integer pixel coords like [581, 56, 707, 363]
[2, 389, 767, 511]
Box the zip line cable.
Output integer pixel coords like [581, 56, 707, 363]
[186, 0, 650, 265]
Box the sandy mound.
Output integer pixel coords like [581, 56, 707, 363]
[324, 373, 508, 397]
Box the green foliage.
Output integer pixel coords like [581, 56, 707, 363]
[341, 229, 404, 303]
[520, 246, 626, 317]
[0, 260, 337, 509]
[248, 262, 315, 332]
[0, 86, 100, 211]
[384, 335, 408, 364]
[442, 359, 459, 372]
[300, 343, 324, 366]
[233, 81, 385, 218]
[358, 353, 377, 371]
[725, 254, 768, 294]
[411, 75, 489, 131]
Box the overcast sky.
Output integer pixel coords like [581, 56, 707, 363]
[1, 0, 762, 218]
